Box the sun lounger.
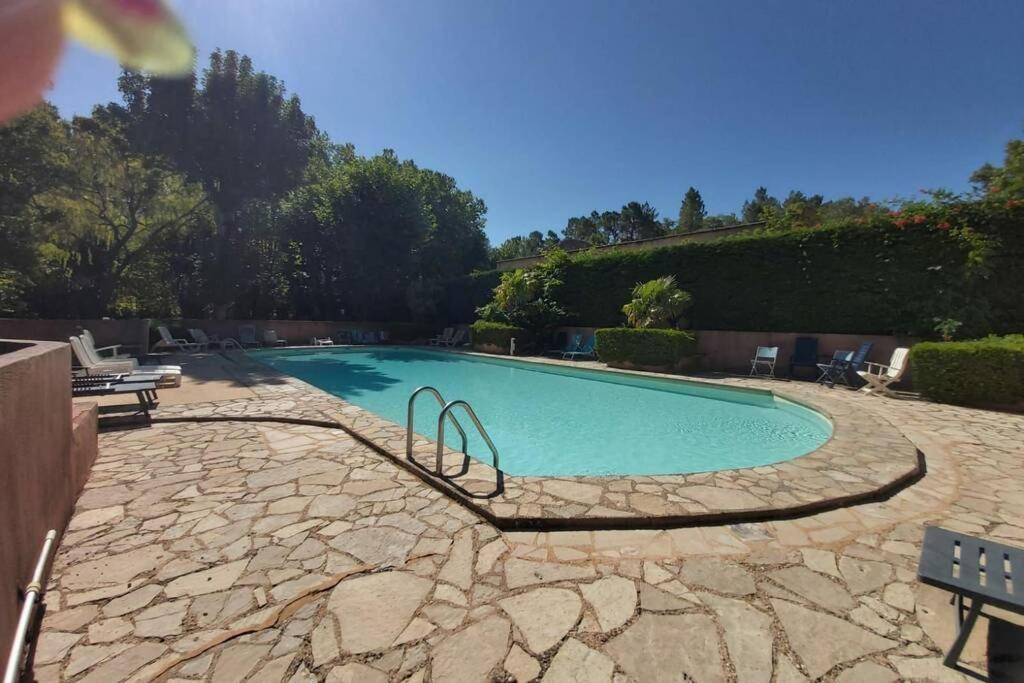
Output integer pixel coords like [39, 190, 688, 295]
[81, 329, 131, 359]
[309, 336, 334, 346]
[438, 329, 466, 347]
[154, 325, 202, 353]
[70, 336, 182, 385]
[548, 333, 581, 357]
[72, 381, 159, 418]
[917, 526, 1024, 670]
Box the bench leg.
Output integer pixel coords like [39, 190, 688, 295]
[944, 594, 983, 668]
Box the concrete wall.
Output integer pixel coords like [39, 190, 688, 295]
[0, 318, 151, 353]
[175, 319, 436, 344]
[496, 222, 766, 271]
[0, 340, 98, 666]
[552, 327, 917, 384]
[692, 330, 918, 379]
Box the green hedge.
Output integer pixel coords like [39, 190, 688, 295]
[469, 320, 526, 351]
[595, 328, 698, 370]
[910, 335, 1024, 406]
[443, 207, 1024, 336]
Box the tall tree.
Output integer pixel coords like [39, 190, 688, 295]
[971, 137, 1024, 199]
[38, 120, 211, 317]
[677, 186, 706, 232]
[617, 201, 665, 241]
[741, 186, 780, 223]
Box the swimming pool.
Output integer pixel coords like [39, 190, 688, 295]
[252, 347, 832, 477]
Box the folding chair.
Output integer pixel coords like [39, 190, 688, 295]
[816, 349, 854, 387]
[749, 346, 779, 377]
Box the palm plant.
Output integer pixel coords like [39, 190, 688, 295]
[621, 275, 692, 329]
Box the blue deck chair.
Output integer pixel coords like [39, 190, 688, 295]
[563, 336, 595, 360]
[842, 341, 874, 385]
[788, 336, 819, 379]
[816, 349, 853, 387]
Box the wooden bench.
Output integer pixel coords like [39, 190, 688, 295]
[917, 526, 1024, 669]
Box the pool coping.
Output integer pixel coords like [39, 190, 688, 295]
[163, 346, 925, 531]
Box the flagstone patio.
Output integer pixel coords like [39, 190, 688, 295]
[38, 352, 1024, 681]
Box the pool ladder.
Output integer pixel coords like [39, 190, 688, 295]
[406, 386, 503, 497]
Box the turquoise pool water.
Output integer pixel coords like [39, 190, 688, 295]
[252, 347, 832, 477]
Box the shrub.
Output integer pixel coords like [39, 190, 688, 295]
[621, 275, 692, 328]
[444, 201, 1024, 335]
[910, 335, 1024, 406]
[595, 328, 698, 370]
[470, 320, 527, 353]
[475, 250, 568, 331]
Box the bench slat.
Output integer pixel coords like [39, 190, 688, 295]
[918, 526, 1024, 612]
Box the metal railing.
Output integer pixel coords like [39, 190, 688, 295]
[406, 386, 467, 470]
[405, 386, 503, 496]
[4, 530, 57, 683]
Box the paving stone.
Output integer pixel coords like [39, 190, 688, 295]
[43, 604, 98, 632]
[580, 576, 636, 632]
[67, 505, 124, 531]
[499, 587, 581, 654]
[678, 557, 755, 595]
[769, 566, 854, 613]
[543, 638, 615, 682]
[430, 615, 510, 683]
[503, 559, 596, 589]
[327, 526, 417, 566]
[883, 582, 915, 612]
[504, 644, 540, 682]
[211, 643, 271, 683]
[541, 480, 604, 505]
[326, 663, 389, 683]
[639, 582, 693, 612]
[78, 642, 167, 683]
[62, 546, 173, 590]
[701, 594, 772, 683]
[87, 617, 131, 643]
[328, 571, 432, 654]
[34, 632, 82, 665]
[165, 559, 248, 597]
[607, 613, 724, 682]
[771, 599, 896, 679]
[65, 643, 131, 677]
[438, 527, 474, 590]
[838, 556, 893, 595]
[836, 661, 898, 682]
[249, 654, 297, 682]
[312, 617, 339, 667]
[889, 656, 971, 682]
[800, 548, 841, 579]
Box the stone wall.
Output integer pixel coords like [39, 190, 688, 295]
[0, 340, 98, 666]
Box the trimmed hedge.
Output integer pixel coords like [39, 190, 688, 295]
[595, 328, 698, 370]
[470, 320, 526, 352]
[443, 207, 1024, 336]
[910, 336, 1024, 406]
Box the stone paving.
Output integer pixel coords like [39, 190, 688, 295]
[156, 351, 923, 529]
[33, 351, 1024, 681]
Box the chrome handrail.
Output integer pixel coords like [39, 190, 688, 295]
[406, 386, 468, 468]
[437, 400, 503, 493]
[4, 529, 57, 683]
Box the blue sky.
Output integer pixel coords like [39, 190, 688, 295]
[48, 0, 1024, 243]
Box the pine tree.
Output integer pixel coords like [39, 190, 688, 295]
[677, 187, 706, 232]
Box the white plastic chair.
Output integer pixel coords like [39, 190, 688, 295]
[429, 328, 454, 346]
[857, 347, 909, 397]
[749, 346, 779, 377]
